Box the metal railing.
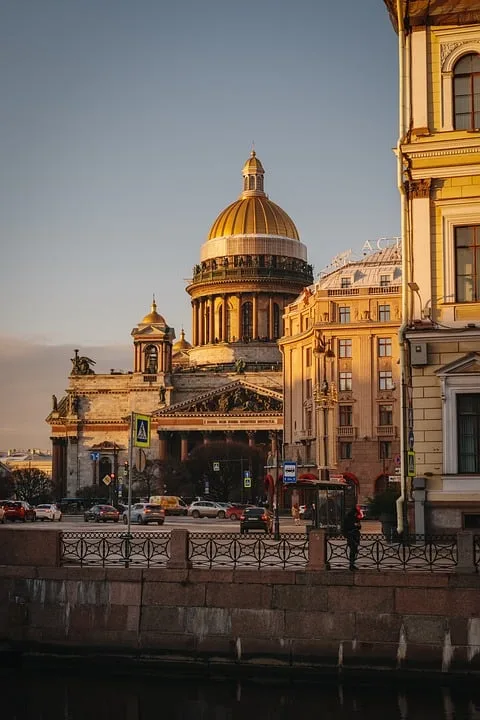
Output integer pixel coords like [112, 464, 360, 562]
[61, 531, 170, 567]
[327, 533, 458, 572]
[59, 530, 478, 572]
[187, 532, 308, 570]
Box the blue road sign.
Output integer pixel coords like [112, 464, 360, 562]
[90, 452, 100, 461]
[283, 461, 297, 484]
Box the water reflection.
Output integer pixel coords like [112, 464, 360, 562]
[2, 667, 480, 719]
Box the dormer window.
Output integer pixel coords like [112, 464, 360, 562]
[341, 276, 352, 289]
[380, 274, 391, 287]
[454, 53, 480, 130]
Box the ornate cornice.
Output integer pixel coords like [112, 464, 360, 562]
[405, 178, 432, 199]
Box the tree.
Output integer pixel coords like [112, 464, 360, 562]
[12, 468, 53, 505]
[131, 457, 192, 499]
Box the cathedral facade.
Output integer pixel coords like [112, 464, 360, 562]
[47, 152, 313, 500]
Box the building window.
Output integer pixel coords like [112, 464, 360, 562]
[457, 393, 480, 473]
[454, 53, 480, 130]
[379, 304, 391, 321]
[379, 441, 392, 460]
[339, 405, 353, 426]
[378, 337, 392, 357]
[306, 347, 312, 367]
[339, 372, 352, 391]
[380, 274, 390, 287]
[338, 338, 352, 358]
[379, 371, 393, 391]
[305, 378, 312, 399]
[339, 306, 351, 323]
[341, 277, 352, 288]
[455, 225, 480, 302]
[305, 410, 312, 431]
[379, 404, 393, 426]
[241, 302, 253, 340]
[340, 442, 352, 459]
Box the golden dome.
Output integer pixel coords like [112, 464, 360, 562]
[141, 297, 165, 325]
[173, 329, 192, 352]
[207, 151, 299, 241]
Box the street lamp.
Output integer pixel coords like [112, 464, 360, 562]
[313, 336, 336, 484]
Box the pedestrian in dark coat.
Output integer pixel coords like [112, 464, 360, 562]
[343, 506, 362, 570]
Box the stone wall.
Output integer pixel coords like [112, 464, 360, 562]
[0, 529, 479, 675]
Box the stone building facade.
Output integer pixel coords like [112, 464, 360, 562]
[385, 0, 480, 531]
[47, 153, 313, 500]
[280, 245, 402, 503]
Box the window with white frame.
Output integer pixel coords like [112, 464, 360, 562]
[453, 53, 480, 130]
[338, 338, 352, 357]
[379, 304, 391, 322]
[379, 371, 393, 391]
[339, 405, 353, 426]
[455, 225, 480, 302]
[339, 372, 352, 391]
[341, 277, 352, 289]
[378, 337, 392, 357]
[457, 394, 480, 472]
[339, 306, 350, 323]
[441, 369, 480, 475]
[440, 204, 480, 309]
[380, 274, 391, 287]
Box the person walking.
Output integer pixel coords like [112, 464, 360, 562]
[291, 503, 301, 525]
[343, 506, 362, 570]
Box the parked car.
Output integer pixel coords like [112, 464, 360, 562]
[3, 501, 36, 523]
[35, 503, 62, 522]
[187, 500, 227, 519]
[226, 503, 251, 521]
[240, 507, 273, 534]
[122, 503, 165, 525]
[84, 504, 120, 523]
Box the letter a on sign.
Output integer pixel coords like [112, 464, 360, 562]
[134, 413, 151, 448]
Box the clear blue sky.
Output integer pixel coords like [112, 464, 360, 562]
[1, 0, 399, 349]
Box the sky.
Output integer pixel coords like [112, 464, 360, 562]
[0, 0, 400, 451]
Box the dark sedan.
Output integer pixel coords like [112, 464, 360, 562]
[84, 504, 120, 523]
[240, 507, 273, 534]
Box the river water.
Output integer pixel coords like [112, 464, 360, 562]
[2, 665, 480, 719]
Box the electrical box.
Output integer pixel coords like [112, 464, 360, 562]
[412, 476, 426, 490]
[410, 341, 427, 366]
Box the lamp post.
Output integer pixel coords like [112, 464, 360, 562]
[273, 429, 281, 540]
[313, 336, 336, 484]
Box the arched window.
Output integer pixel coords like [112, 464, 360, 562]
[273, 303, 281, 339]
[454, 53, 480, 130]
[144, 345, 158, 374]
[242, 302, 253, 340]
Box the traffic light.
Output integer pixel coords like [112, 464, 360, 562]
[123, 461, 129, 477]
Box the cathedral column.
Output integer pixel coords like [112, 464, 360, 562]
[51, 437, 67, 497]
[192, 301, 198, 346]
[268, 297, 274, 340]
[200, 299, 205, 345]
[158, 432, 168, 461]
[210, 297, 215, 342]
[237, 294, 242, 340]
[222, 295, 228, 341]
[252, 293, 258, 339]
[180, 433, 189, 462]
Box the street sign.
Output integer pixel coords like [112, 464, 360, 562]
[243, 470, 251, 488]
[388, 475, 398, 483]
[407, 451, 416, 477]
[213, 462, 220, 472]
[283, 461, 297, 484]
[408, 430, 415, 450]
[394, 454, 401, 466]
[102, 474, 112, 486]
[329, 474, 346, 484]
[395, 467, 401, 476]
[90, 452, 100, 461]
[133, 413, 151, 448]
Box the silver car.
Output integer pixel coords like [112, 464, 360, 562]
[122, 503, 165, 525]
[187, 500, 227, 519]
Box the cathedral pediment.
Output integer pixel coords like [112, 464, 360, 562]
[436, 352, 480, 376]
[155, 379, 282, 416]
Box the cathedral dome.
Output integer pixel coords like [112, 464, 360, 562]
[141, 298, 165, 325]
[207, 151, 299, 242]
[173, 329, 192, 352]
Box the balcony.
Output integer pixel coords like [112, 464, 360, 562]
[376, 425, 397, 437]
[337, 426, 357, 438]
[188, 264, 314, 287]
[294, 429, 314, 441]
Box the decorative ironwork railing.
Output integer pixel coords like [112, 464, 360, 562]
[188, 533, 309, 570]
[326, 533, 458, 572]
[61, 531, 170, 567]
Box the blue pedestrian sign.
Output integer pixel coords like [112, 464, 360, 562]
[243, 470, 251, 488]
[90, 452, 100, 461]
[133, 413, 151, 448]
[283, 461, 297, 484]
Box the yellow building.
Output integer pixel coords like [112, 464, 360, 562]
[385, 0, 480, 531]
[280, 245, 402, 502]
